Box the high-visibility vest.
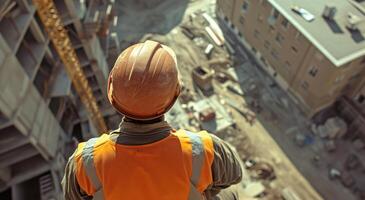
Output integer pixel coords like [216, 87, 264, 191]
[73, 129, 214, 200]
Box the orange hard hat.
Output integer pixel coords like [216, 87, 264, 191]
[107, 40, 181, 120]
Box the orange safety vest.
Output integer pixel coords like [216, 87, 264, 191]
[73, 130, 214, 200]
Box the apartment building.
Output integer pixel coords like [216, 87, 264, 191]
[0, 0, 119, 199]
[216, 0, 365, 118]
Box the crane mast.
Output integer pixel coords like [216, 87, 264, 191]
[33, 0, 107, 133]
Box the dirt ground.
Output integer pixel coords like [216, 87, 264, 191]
[115, 0, 362, 199]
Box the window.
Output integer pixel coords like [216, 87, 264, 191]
[284, 61, 291, 71]
[301, 81, 309, 90]
[230, 24, 235, 30]
[295, 32, 302, 40]
[275, 33, 284, 45]
[239, 16, 245, 25]
[264, 40, 270, 49]
[309, 66, 318, 77]
[272, 9, 280, 19]
[361, 57, 365, 64]
[350, 72, 361, 80]
[242, 1, 249, 13]
[254, 29, 260, 39]
[260, 57, 267, 64]
[257, 15, 264, 23]
[281, 18, 289, 29]
[334, 75, 345, 83]
[358, 95, 365, 104]
[268, 8, 280, 25]
[291, 46, 298, 53]
[261, 0, 268, 6]
[315, 52, 324, 61]
[271, 49, 279, 60]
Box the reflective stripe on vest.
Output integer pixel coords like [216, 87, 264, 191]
[185, 131, 205, 200]
[80, 131, 208, 200]
[81, 138, 104, 200]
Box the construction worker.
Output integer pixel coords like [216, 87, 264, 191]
[62, 40, 243, 200]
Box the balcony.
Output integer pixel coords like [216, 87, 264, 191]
[15, 28, 47, 80]
[0, 3, 35, 53]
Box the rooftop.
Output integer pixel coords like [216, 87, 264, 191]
[270, 0, 365, 66]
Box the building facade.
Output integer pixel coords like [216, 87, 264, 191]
[216, 0, 365, 118]
[0, 0, 119, 199]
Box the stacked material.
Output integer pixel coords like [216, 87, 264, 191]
[312, 117, 347, 139]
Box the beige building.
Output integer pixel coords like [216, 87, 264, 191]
[216, 0, 365, 117]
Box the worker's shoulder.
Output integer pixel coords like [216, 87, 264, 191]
[174, 129, 219, 146]
[174, 129, 211, 138]
[73, 133, 111, 158]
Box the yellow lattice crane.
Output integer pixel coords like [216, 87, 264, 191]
[33, 0, 107, 133]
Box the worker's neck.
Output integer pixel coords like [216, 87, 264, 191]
[123, 116, 165, 124]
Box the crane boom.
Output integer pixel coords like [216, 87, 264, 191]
[33, 0, 107, 132]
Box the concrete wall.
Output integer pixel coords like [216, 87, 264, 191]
[0, 0, 115, 198]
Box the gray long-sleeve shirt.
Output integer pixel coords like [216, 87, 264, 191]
[62, 120, 243, 200]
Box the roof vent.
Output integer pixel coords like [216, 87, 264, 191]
[322, 5, 337, 20]
[346, 13, 365, 31]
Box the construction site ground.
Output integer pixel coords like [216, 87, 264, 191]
[118, 0, 363, 199]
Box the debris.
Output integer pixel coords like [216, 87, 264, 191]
[192, 66, 214, 93]
[291, 6, 315, 22]
[251, 162, 275, 180]
[324, 140, 336, 152]
[294, 133, 314, 147]
[193, 37, 207, 48]
[202, 13, 225, 46]
[344, 154, 360, 170]
[207, 57, 233, 69]
[199, 107, 216, 122]
[244, 182, 266, 198]
[311, 155, 321, 168]
[340, 172, 356, 188]
[205, 26, 224, 46]
[226, 82, 244, 96]
[281, 187, 302, 200]
[249, 100, 262, 113]
[181, 27, 195, 40]
[294, 134, 306, 147]
[189, 95, 235, 133]
[204, 44, 214, 59]
[225, 67, 241, 83]
[249, 84, 257, 91]
[215, 72, 229, 83]
[329, 168, 341, 180]
[314, 117, 347, 139]
[225, 99, 256, 125]
[353, 139, 365, 150]
[245, 158, 257, 169]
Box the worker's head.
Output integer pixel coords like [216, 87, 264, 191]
[107, 40, 180, 120]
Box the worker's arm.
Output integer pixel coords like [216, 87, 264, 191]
[62, 154, 91, 200]
[206, 134, 243, 197]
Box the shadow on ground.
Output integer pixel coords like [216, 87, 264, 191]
[115, 0, 189, 49]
